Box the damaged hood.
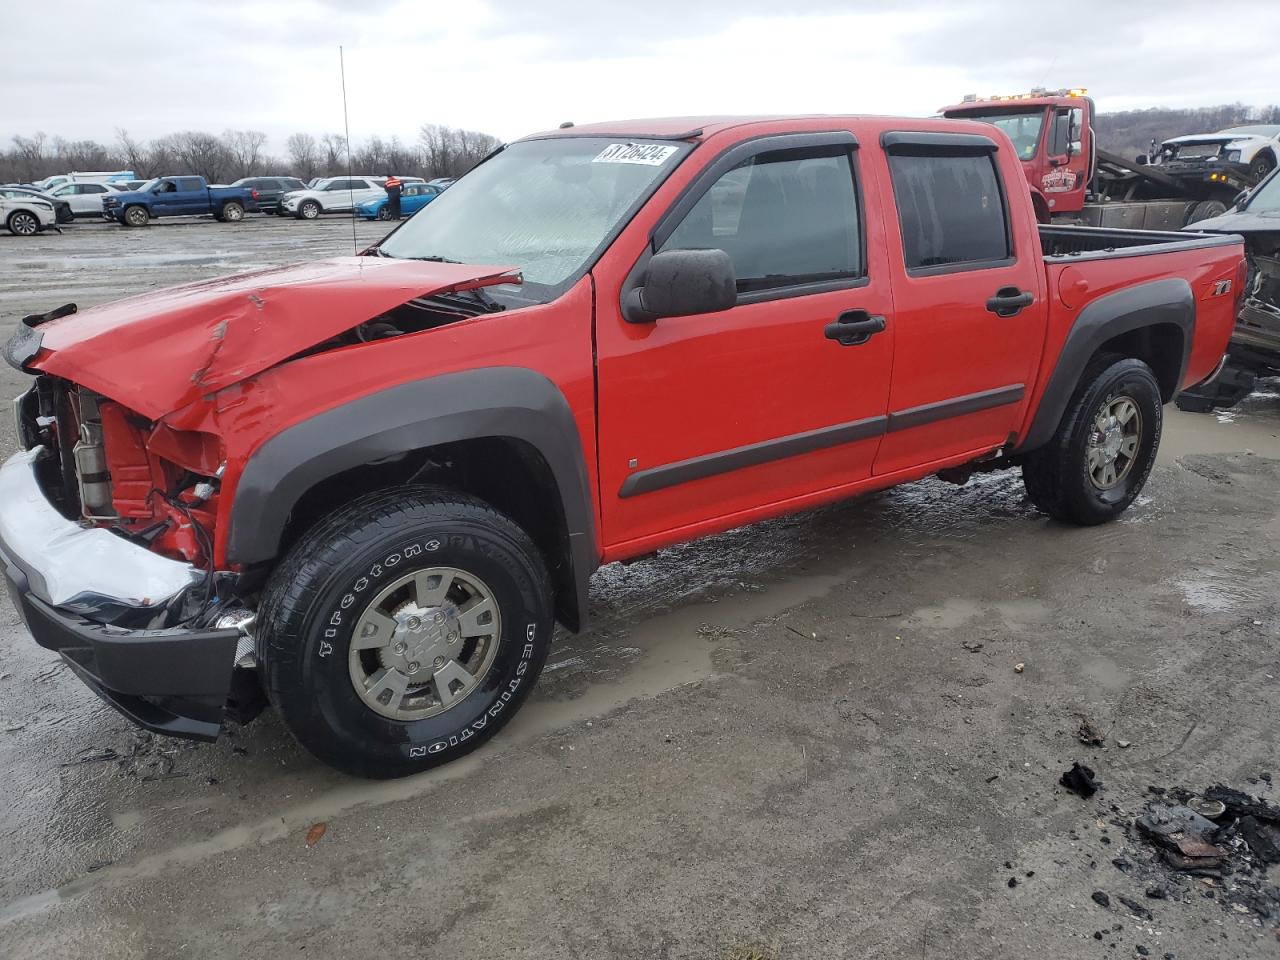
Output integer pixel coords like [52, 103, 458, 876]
[1191, 210, 1280, 236]
[25, 256, 519, 419]
[1162, 134, 1256, 148]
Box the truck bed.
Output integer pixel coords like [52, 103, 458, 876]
[1039, 224, 1240, 260]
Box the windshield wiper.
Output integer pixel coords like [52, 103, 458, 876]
[411, 254, 462, 263]
[433, 287, 505, 313]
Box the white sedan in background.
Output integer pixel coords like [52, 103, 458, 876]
[2, 195, 58, 236]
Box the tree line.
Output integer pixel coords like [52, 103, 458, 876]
[1094, 103, 1280, 159]
[1, 124, 502, 184]
[6, 104, 1278, 185]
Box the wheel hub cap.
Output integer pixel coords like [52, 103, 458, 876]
[348, 566, 501, 721]
[1087, 395, 1141, 490]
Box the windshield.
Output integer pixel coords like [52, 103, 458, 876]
[377, 137, 691, 302]
[1245, 172, 1280, 215]
[947, 108, 1046, 161]
[135, 178, 161, 192]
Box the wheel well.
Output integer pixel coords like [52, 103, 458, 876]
[1093, 323, 1184, 400]
[278, 437, 581, 630]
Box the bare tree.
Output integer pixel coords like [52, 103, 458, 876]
[222, 129, 268, 179]
[10, 132, 49, 182]
[165, 131, 232, 182]
[418, 123, 501, 179]
[319, 133, 347, 177]
[286, 132, 319, 179]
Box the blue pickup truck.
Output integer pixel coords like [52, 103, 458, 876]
[101, 176, 259, 226]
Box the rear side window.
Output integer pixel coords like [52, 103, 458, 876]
[178, 178, 203, 192]
[660, 147, 861, 294]
[887, 150, 1010, 272]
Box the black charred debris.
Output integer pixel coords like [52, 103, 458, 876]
[1056, 769, 1280, 927]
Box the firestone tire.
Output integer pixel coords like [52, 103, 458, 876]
[1022, 357, 1163, 526]
[257, 486, 554, 779]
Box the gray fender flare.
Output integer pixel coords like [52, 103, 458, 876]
[1017, 277, 1193, 453]
[226, 367, 598, 626]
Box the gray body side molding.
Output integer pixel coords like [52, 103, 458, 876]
[226, 367, 598, 625]
[1017, 277, 1194, 454]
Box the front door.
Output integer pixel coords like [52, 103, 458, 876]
[594, 133, 896, 553]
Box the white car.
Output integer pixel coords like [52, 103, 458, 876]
[280, 175, 425, 219]
[2, 196, 58, 236]
[44, 180, 120, 218]
[1157, 124, 1280, 181]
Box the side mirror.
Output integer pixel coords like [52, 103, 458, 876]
[1233, 189, 1250, 209]
[1135, 155, 1148, 166]
[623, 248, 736, 323]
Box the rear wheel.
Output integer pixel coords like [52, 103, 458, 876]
[6, 210, 39, 236]
[297, 199, 320, 220]
[123, 205, 149, 227]
[220, 201, 245, 222]
[1185, 200, 1227, 225]
[1022, 357, 1163, 525]
[258, 486, 554, 778]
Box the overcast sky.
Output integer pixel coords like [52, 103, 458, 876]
[5, 0, 1279, 153]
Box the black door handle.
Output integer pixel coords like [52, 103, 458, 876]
[986, 287, 1034, 317]
[824, 310, 886, 346]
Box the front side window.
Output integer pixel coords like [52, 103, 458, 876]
[378, 137, 692, 301]
[660, 147, 861, 294]
[887, 150, 1010, 271]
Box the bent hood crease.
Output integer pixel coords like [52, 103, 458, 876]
[30, 257, 519, 419]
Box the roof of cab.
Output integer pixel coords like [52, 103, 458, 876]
[523, 114, 1003, 143]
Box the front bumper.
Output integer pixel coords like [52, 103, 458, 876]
[0, 447, 241, 739]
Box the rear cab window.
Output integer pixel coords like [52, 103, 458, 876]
[883, 132, 1012, 275]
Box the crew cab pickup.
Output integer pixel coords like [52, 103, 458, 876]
[1, 116, 1245, 778]
[102, 175, 259, 226]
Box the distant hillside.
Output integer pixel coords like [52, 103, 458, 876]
[1096, 104, 1280, 159]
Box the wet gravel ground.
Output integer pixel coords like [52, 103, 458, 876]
[1, 218, 1279, 959]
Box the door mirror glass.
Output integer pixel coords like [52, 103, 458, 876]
[624, 248, 736, 323]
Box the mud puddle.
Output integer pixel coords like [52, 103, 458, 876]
[0, 564, 846, 926]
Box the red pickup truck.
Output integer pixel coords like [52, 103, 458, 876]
[1, 115, 1245, 777]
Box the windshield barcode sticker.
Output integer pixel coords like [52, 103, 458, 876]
[592, 143, 679, 166]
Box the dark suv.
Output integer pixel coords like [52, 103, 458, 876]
[230, 176, 308, 214]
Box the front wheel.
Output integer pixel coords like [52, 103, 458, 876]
[375, 206, 393, 221]
[1250, 152, 1276, 182]
[258, 487, 554, 778]
[297, 199, 320, 220]
[123, 205, 149, 227]
[6, 210, 39, 236]
[1022, 357, 1163, 525]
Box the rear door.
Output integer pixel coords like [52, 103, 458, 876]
[873, 130, 1046, 475]
[176, 177, 207, 214]
[594, 131, 896, 550]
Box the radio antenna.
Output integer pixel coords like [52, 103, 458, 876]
[340, 45, 358, 254]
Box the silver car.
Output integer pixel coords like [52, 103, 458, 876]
[2, 196, 58, 236]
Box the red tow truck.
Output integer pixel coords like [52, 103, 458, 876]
[941, 88, 1254, 229]
[2, 114, 1245, 777]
